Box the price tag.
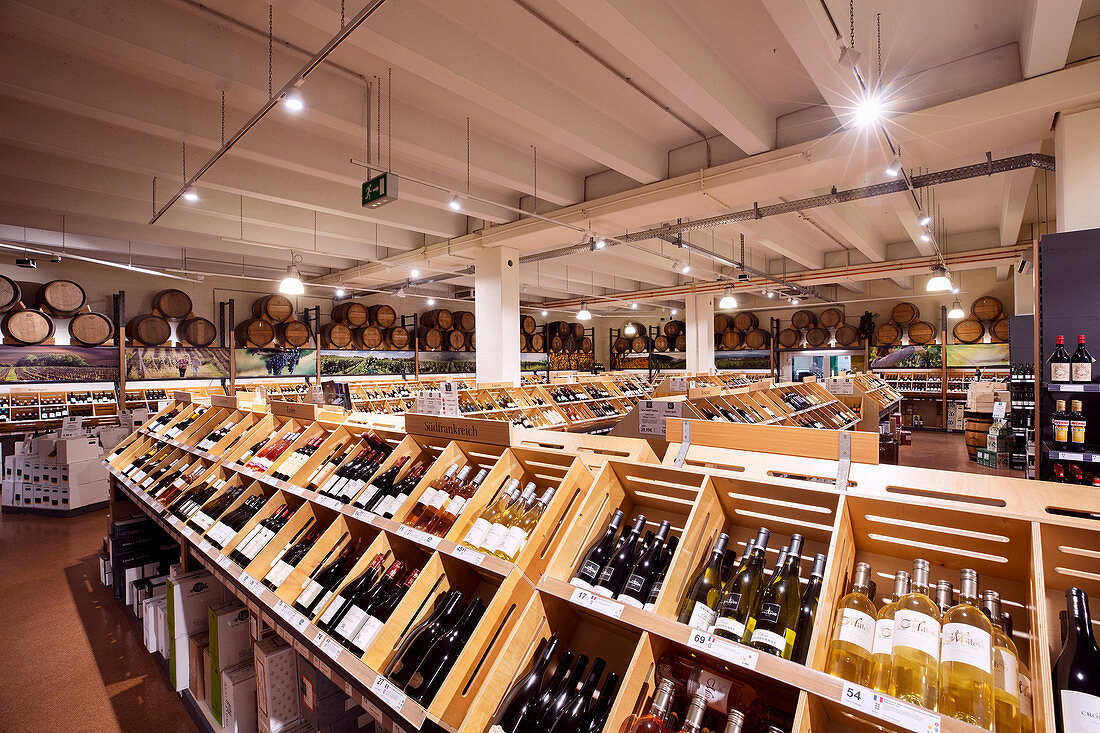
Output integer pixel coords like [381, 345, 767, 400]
[275, 600, 294, 619]
[685, 630, 759, 670]
[452, 544, 484, 566]
[638, 400, 681, 436]
[414, 391, 443, 416]
[315, 660, 330, 679]
[839, 682, 941, 733]
[441, 381, 460, 417]
[992, 401, 1007, 419]
[371, 675, 407, 713]
[1061, 452, 1085, 462]
[1062, 384, 1085, 392]
[241, 573, 262, 594]
[669, 376, 688, 393]
[397, 525, 439, 549]
[198, 539, 214, 555]
[344, 681, 355, 697]
[321, 496, 343, 511]
[217, 554, 232, 569]
[352, 508, 377, 523]
[569, 587, 624, 619]
[825, 378, 855, 395]
[321, 637, 342, 660]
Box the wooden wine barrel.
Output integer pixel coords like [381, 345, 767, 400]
[579, 336, 594, 353]
[35, 279, 85, 317]
[417, 327, 442, 351]
[571, 322, 585, 340]
[971, 296, 1003, 322]
[675, 334, 686, 351]
[178, 317, 217, 347]
[275, 320, 312, 347]
[452, 310, 476, 332]
[519, 331, 531, 353]
[234, 318, 274, 347]
[714, 313, 731, 333]
[546, 321, 568, 338]
[732, 312, 759, 331]
[550, 335, 565, 352]
[875, 322, 901, 346]
[332, 302, 369, 327]
[653, 335, 669, 352]
[819, 308, 844, 329]
[835, 324, 860, 346]
[125, 314, 170, 346]
[743, 328, 770, 350]
[387, 326, 410, 350]
[354, 325, 384, 350]
[790, 310, 816, 330]
[252, 294, 294, 323]
[964, 411, 994, 461]
[529, 332, 545, 352]
[563, 338, 577, 353]
[663, 320, 684, 339]
[990, 317, 1010, 343]
[891, 302, 920, 325]
[777, 328, 801, 348]
[68, 312, 114, 346]
[908, 321, 936, 345]
[320, 322, 353, 349]
[720, 331, 742, 350]
[612, 336, 629, 353]
[953, 318, 984, 344]
[805, 326, 829, 348]
[0, 275, 21, 312]
[367, 304, 396, 328]
[445, 329, 465, 351]
[631, 335, 648, 353]
[153, 289, 193, 320]
[420, 309, 453, 330]
[468, 332, 476, 351]
[521, 314, 537, 334]
[2, 308, 55, 344]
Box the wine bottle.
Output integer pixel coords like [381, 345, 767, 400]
[549, 657, 606, 733]
[1052, 587, 1100, 733]
[712, 527, 771, 642]
[594, 515, 646, 598]
[317, 553, 386, 632]
[293, 541, 357, 617]
[791, 552, 827, 664]
[262, 527, 320, 589]
[332, 560, 404, 646]
[583, 670, 620, 733]
[229, 504, 292, 565]
[488, 634, 560, 733]
[617, 520, 671, 608]
[427, 468, 491, 537]
[461, 479, 520, 551]
[870, 570, 911, 693]
[1003, 613, 1033, 733]
[1051, 335, 1071, 383]
[1071, 400, 1087, 449]
[676, 532, 729, 630]
[1055, 400, 1071, 451]
[939, 568, 994, 730]
[405, 598, 486, 704]
[495, 487, 556, 562]
[981, 590, 1020, 733]
[482, 483, 536, 554]
[825, 561, 877, 684]
[722, 709, 745, 733]
[207, 495, 265, 549]
[406, 464, 467, 529]
[346, 567, 418, 655]
[936, 580, 955, 617]
[677, 694, 708, 733]
[1072, 335, 1093, 383]
[570, 509, 625, 590]
[643, 536, 679, 613]
[535, 653, 589, 729]
[627, 678, 675, 733]
[386, 591, 465, 686]
[531, 651, 575, 728]
[890, 558, 941, 709]
[749, 534, 803, 658]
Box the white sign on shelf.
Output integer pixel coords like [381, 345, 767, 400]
[413, 391, 443, 416]
[638, 400, 682, 436]
[992, 401, 1007, 420]
[569, 587, 624, 619]
[370, 675, 407, 713]
[668, 376, 688, 393]
[825, 378, 855, 395]
[60, 416, 85, 438]
[839, 682, 941, 733]
[441, 381, 460, 417]
[452, 544, 485, 567]
[685, 629, 759, 670]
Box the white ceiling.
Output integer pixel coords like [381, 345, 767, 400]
[0, 0, 1095, 310]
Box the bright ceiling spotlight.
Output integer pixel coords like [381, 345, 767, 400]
[182, 187, 199, 202]
[765, 290, 775, 298]
[920, 233, 932, 243]
[426, 297, 436, 306]
[577, 302, 592, 321]
[680, 262, 690, 274]
[630, 302, 638, 309]
[952, 287, 960, 294]
[335, 287, 346, 298]
[885, 154, 901, 177]
[670, 308, 678, 316]
[624, 323, 636, 335]
[791, 297, 801, 305]
[283, 89, 304, 112]
[719, 287, 736, 310]
[541, 309, 548, 317]
[410, 268, 420, 279]
[448, 195, 462, 211]
[854, 93, 884, 128]
[279, 263, 304, 295]
[918, 211, 932, 227]
[947, 298, 965, 319]
[926, 264, 953, 292]
[594, 237, 606, 249]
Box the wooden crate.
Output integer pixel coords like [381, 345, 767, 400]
[219, 488, 305, 559]
[387, 439, 509, 525]
[270, 511, 383, 607]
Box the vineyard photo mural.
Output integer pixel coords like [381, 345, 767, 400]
[0, 345, 119, 382]
[234, 348, 318, 378]
[126, 347, 230, 380]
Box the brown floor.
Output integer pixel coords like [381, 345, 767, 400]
[898, 429, 1021, 478]
[0, 508, 196, 733]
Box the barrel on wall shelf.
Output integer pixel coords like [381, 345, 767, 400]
[0, 275, 22, 312]
[445, 329, 465, 351]
[907, 321, 936, 345]
[332, 302, 369, 327]
[964, 411, 994, 461]
[521, 315, 537, 335]
[805, 326, 829, 348]
[2, 308, 55, 345]
[653, 335, 669, 352]
[252, 294, 294, 323]
[990, 317, 1010, 343]
[36, 279, 86, 317]
[834, 324, 860, 346]
[675, 334, 686, 351]
[277, 320, 313, 348]
[178, 317, 217, 347]
[663, 320, 684, 339]
[571, 322, 585, 339]
[714, 313, 731, 333]
[819, 307, 844, 329]
[549, 321, 572, 339]
[353, 325, 383, 350]
[743, 328, 769, 349]
[732, 312, 759, 332]
[631, 335, 648, 352]
[550, 335, 565, 352]
[890, 302, 920, 325]
[418, 327, 443, 351]
[452, 310, 476, 332]
[520, 332, 531, 352]
[387, 326, 410, 350]
[720, 331, 742, 350]
[235, 318, 275, 348]
[320, 322, 353, 349]
[421, 309, 453, 330]
[953, 318, 984, 344]
[777, 328, 801, 349]
[612, 336, 628, 353]
[790, 309, 816, 330]
[468, 332, 476, 351]
[127, 314, 171, 346]
[368, 303, 397, 328]
[875, 322, 901, 346]
[971, 296, 1003, 322]
[529, 332, 544, 352]
[152, 289, 193, 320]
[68, 312, 114, 346]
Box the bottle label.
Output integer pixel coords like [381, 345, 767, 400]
[445, 496, 467, 519]
[892, 609, 940, 659]
[207, 523, 231, 546]
[619, 595, 644, 609]
[871, 618, 894, 656]
[296, 579, 325, 608]
[622, 573, 646, 597]
[757, 602, 782, 626]
[385, 493, 409, 517]
[1060, 690, 1100, 733]
[751, 628, 788, 655]
[711, 616, 746, 638]
[462, 518, 491, 548]
[319, 595, 348, 626]
[350, 616, 384, 650]
[688, 668, 731, 710]
[569, 576, 593, 591]
[687, 601, 717, 631]
[335, 605, 369, 640]
[496, 526, 529, 560]
[191, 512, 215, 532]
[1019, 672, 1033, 720]
[1052, 363, 1070, 382]
[993, 647, 1018, 699]
[1073, 362, 1092, 382]
[481, 522, 509, 553]
[836, 607, 876, 653]
[577, 560, 601, 583]
[264, 560, 295, 587]
[1072, 419, 1087, 445]
[940, 622, 992, 673]
[356, 484, 382, 508]
[1055, 419, 1070, 443]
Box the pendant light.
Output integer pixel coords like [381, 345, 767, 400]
[718, 287, 736, 310]
[279, 253, 304, 295]
[577, 301, 591, 321]
[947, 298, 965, 319]
[624, 323, 636, 335]
[927, 264, 952, 292]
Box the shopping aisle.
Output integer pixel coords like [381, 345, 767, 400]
[898, 430, 1021, 478]
[0, 509, 196, 733]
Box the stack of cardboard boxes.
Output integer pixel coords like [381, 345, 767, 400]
[2, 434, 108, 511]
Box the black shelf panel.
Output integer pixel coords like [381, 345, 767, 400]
[1047, 383, 1100, 393]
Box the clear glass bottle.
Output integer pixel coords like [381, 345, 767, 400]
[825, 561, 877, 685]
[981, 590, 1020, 733]
[889, 558, 941, 709]
[1003, 612, 1033, 733]
[939, 569, 995, 729]
[870, 570, 910, 693]
[935, 580, 955, 617]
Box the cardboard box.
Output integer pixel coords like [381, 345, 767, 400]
[254, 637, 300, 733]
[209, 603, 253, 724]
[99, 427, 130, 452]
[61, 458, 108, 488]
[188, 631, 210, 701]
[1, 479, 14, 507]
[976, 448, 1011, 469]
[167, 570, 222, 691]
[222, 661, 258, 733]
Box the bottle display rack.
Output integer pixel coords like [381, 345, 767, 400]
[679, 381, 860, 431]
[103, 395, 1100, 733]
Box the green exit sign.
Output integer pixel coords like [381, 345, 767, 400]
[362, 172, 399, 208]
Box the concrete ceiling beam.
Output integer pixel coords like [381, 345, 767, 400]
[1020, 0, 1083, 78]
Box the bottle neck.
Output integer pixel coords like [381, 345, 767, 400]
[1067, 591, 1095, 642]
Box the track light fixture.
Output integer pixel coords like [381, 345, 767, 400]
[283, 89, 304, 112]
[589, 236, 606, 250]
[577, 302, 591, 321]
[885, 153, 901, 177]
[918, 211, 932, 227]
[410, 268, 420, 279]
[791, 297, 800, 305]
[719, 287, 736, 310]
[926, 264, 952, 292]
[448, 195, 462, 211]
[947, 298, 965, 319]
[920, 233, 932, 243]
[630, 302, 638, 310]
[765, 290, 774, 298]
[854, 92, 884, 127]
[335, 287, 346, 298]
[182, 187, 199, 202]
[670, 308, 678, 316]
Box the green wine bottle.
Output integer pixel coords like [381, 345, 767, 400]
[676, 533, 729, 630]
[748, 534, 804, 658]
[711, 527, 770, 642]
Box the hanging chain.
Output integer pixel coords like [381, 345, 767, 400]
[876, 12, 882, 78]
[152, 177, 157, 216]
[365, 80, 372, 169]
[849, 0, 855, 47]
[376, 75, 381, 170]
[267, 5, 273, 99]
[532, 145, 538, 215]
[387, 67, 392, 169]
[465, 117, 470, 194]
[314, 210, 318, 250]
[340, 0, 345, 27]
[182, 141, 187, 181]
[240, 195, 244, 240]
[220, 90, 225, 145]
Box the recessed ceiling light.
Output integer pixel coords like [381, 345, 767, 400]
[670, 308, 678, 316]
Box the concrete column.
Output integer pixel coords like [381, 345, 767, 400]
[474, 246, 521, 385]
[685, 292, 715, 374]
[1055, 106, 1100, 232]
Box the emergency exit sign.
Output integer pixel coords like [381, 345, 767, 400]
[362, 172, 398, 208]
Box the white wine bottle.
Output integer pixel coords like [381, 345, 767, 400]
[890, 558, 941, 709]
[676, 533, 729, 630]
[981, 590, 1020, 733]
[749, 534, 804, 659]
[711, 528, 770, 641]
[825, 561, 877, 684]
[1003, 613, 1033, 733]
[939, 569, 995, 730]
[870, 570, 910, 693]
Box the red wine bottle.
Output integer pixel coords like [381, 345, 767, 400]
[570, 509, 625, 590]
[1072, 335, 1093, 383]
[536, 653, 589, 729]
[1053, 587, 1100, 733]
[582, 670, 620, 733]
[549, 657, 606, 733]
[405, 598, 486, 704]
[594, 515, 646, 598]
[488, 634, 560, 733]
[386, 591, 465, 686]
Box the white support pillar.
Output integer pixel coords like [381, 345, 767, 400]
[474, 246, 521, 385]
[1055, 106, 1100, 233]
[685, 292, 715, 374]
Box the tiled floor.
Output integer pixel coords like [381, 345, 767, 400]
[0, 508, 195, 732]
[898, 429, 1021, 478]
